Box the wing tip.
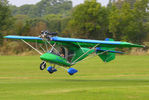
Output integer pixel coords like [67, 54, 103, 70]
[131, 44, 145, 48]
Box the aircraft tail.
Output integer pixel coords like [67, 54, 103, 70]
[96, 38, 124, 62]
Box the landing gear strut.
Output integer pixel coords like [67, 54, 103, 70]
[40, 61, 46, 70]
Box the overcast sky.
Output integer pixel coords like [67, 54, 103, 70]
[8, 0, 109, 7]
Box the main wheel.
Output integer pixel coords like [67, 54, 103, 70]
[47, 66, 57, 74]
[67, 68, 78, 75]
[40, 61, 46, 70]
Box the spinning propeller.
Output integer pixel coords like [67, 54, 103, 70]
[39, 31, 58, 40]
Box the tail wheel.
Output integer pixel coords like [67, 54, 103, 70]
[40, 61, 46, 70]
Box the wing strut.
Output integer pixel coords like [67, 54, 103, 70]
[49, 43, 56, 53]
[71, 44, 99, 64]
[77, 42, 85, 53]
[47, 41, 60, 55]
[39, 44, 46, 53]
[74, 48, 117, 64]
[21, 39, 43, 55]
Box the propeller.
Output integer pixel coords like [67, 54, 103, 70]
[40, 30, 58, 39]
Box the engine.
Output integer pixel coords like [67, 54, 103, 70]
[39, 31, 58, 40]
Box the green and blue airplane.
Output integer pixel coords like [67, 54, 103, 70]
[4, 31, 144, 75]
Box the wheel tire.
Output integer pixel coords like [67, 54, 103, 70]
[68, 73, 74, 75]
[40, 62, 46, 70]
[47, 66, 57, 74]
[48, 71, 54, 74]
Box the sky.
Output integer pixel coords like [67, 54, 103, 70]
[8, 0, 109, 7]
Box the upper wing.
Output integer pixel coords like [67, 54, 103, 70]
[4, 35, 144, 48]
[4, 35, 44, 43]
[51, 36, 144, 48]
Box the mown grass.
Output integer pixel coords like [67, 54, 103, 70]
[0, 55, 149, 100]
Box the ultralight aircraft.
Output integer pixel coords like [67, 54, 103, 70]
[4, 31, 144, 75]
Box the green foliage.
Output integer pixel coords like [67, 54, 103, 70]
[10, 0, 72, 17]
[109, 2, 133, 40]
[130, 0, 149, 43]
[6, 0, 72, 38]
[8, 13, 70, 37]
[43, 14, 62, 32]
[109, 0, 149, 43]
[114, 0, 137, 9]
[6, 0, 149, 44]
[0, 33, 3, 46]
[0, 0, 12, 31]
[0, 0, 13, 45]
[67, 0, 108, 39]
[125, 0, 136, 8]
[42, 14, 71, 34]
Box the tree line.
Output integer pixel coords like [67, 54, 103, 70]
[67, 0, 149, 43]
[0, 0, 149, 54]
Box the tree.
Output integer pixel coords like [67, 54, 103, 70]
[22, 18, 47, 36]
[28, 21, 47, 36]
[10, 0, 72, 17]
[0, 0, 12, 30]
[109, 0, 149, 43]
[125, 0, 136, 8]
[67, 0, 108, 39]
[43, 14, 62, 32]
[0, 0, 13, 45]
[109, 2, 134, 40]
[113, 0, 137, 9]
[127, 0, 149, 43]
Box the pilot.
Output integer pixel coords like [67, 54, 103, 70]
[59, 47, 65, 58]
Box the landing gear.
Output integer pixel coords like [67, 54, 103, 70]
[40, 61, 46, 70]
[47, 66, 57, 74]
[40, 62, 78, 75]
[67, 68, 78, 75]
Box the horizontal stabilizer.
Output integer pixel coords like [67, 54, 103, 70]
[96, 47, 124, 54]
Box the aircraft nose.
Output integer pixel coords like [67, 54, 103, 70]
[40, 53, 71, 66]
[40, 53, 47, 61]
[40, 53, 55, 61]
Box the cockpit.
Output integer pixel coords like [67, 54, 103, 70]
[49, 46, 74, 62]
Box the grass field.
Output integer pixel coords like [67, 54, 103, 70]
[0, 55, 149, 100]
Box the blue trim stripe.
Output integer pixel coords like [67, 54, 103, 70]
[96, 47, 124, 54]
[52, 36, 122, 45]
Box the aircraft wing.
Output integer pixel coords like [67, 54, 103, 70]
[4, 35, 144, 63]
[51, 36, 144, 48]
[4, 35, 44, 43]
[50, 36, 144, 63]
[4, 35, 144, 48]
